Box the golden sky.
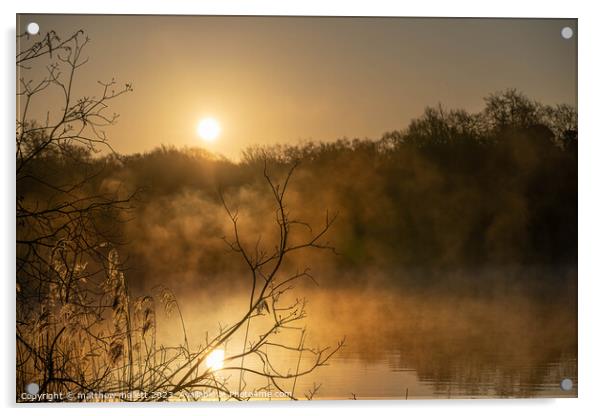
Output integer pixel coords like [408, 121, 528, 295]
[17, 15, 577, 159]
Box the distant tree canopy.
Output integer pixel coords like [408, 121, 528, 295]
[238, 90, 577, 273]
[18, 90, 577, 292]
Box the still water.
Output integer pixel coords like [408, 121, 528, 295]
[208, 345, 577, 400]
[175, 287, 578, 400]
[291, 350, 577, 399]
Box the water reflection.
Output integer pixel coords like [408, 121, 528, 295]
[287, 285, 577, 399]
[290, 351, 577, 399]
[168, 282, 577, 400]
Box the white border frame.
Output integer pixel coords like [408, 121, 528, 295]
[2, 1, 600, 416]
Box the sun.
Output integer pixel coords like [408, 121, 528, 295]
[196, 117, 221, 142]
[205, 349, 225, 371]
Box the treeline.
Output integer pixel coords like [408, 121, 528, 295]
[18, 90, 577, 293]
[237, 91, 578, 291]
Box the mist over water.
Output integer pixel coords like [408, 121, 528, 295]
[147, 271, 576, 398]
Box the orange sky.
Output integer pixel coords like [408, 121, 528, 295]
[17, 15, 577, 160]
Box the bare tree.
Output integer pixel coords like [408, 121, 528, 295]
[16, 29, 135, 399]
[16, 29, 343, 402]
[16, 28, 135, 271]
[150, 161, 343, 401]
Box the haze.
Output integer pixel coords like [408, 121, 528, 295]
[17, 15, 576, 159]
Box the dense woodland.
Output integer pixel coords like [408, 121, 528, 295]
[18, 90, 577, 296]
